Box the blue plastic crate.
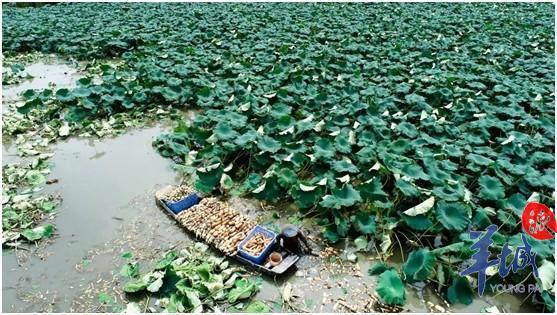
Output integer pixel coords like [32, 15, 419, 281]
[237, 225, 277, 265]
[164, 193, 200, 215]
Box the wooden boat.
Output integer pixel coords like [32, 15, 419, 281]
[155, 185, 300, 276]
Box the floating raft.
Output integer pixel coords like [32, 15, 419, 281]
[155, 185, 300, 275]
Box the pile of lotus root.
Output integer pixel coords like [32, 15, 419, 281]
[177, 198, 256, 255]
[240, 232, 273, 256]
[159, 185, 195, 202]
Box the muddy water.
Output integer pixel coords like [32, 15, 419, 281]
[2, 60, 81, 103]
[2, 127, 181, 312]
[2, 142, 19, 165]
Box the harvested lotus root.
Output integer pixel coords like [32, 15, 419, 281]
[177, 198, 256, 255]
[160, 185, 195, 202]
[241, 232, 272, 256]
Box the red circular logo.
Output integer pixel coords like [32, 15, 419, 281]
[521, 202, 556, 240]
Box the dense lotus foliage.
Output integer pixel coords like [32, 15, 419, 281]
[3, 3, 555, 310]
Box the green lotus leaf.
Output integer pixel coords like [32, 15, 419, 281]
[123, 278, 149, 293]
[443, 144, 464, 158]
[161, 86, 182, 101]
[436, 202, 470, 231]
[493, 165, 514, 185]
[331, 160, 359, 173]
[239, 173, 262, 192]
[355, 146, 376, 164]
[121, 262, 140, 278]
[368, 262, 393, 276]
[358, 178, 388, 202]
[112, 87, 126, 101]
[530, 151, 554, 166]
[524, 168, 555, 189]
[432, 184, 464, 202]
[195, 164, 223, 193]
[390, 139, 411, 154]
[313, 138, 335, 159]
[405, 93, 427, 106]
[472, 208, 492, 229]
[245, 301, 271, 313]
[79, 95, 95, 109]
[167, 77, 182, 87]
[323, 226, 339, 243]
[496, 158, 527, 176]
[26, 170, 46, 186]
[154, 251, 178, 270]
[75, 77, 91, 86]
[270, 103, 291, 118]
[447, 276, 474, 305]
[65, 106, 92, 122]
[425, 161, 453, 185]
[401, 214, 431, 231]
[401, 163, 429, 181]
[257, 136, 281, 153]
[376, 269, 406, 306]
[122, 98, 135, 109]
[542, 291, 555, 313]
[196, 86, 212, 99]
[403, 248, 436, 282]
[72, 86, 91, 98]
[478, 175, 505, 200]
[17, 98, 42, 114]
[466, 153, 493, 166]
[133, 91, 148, 103]
[56, 88, 74, 102]
[252, 178, 280, 201]
[277, 168, 298, 187]
[22, 89, 37, 100]
[319, 184, 361, 209]
[397, 122, 418, 138]
[183, 287, 203, 312]
[214, 122, 238, 141]
[40, 200, 56, 212]
[227, 278, 259, 303]
[235, 129, 257, 146]
[496, 209, 516, 227]
[21, 224, 55, 241]
[503, 193, 526, 217]
[420, 133, 442, 145]
[226, 112, 248, 128]
[353, 212, 376, 234]
[291, 184, 324, 208]
[395, 179, 421, 197]
[334, 131, 352, 154]
[334, 215, 349, 237]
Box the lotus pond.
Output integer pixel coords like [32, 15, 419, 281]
[2, 2, 555, 313]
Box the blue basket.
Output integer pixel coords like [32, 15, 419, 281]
[164, 193, 200, 215]
[237, 225, 277, 265]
